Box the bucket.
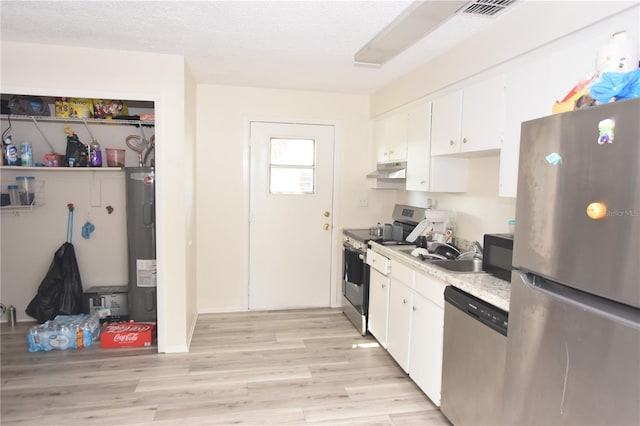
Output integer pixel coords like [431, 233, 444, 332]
[105, 148, 125, 167]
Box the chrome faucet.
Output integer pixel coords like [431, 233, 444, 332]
[472, 241, 483, 258]
[456, 241, 484, 260]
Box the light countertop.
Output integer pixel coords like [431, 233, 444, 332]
[369, 241, 511, 312]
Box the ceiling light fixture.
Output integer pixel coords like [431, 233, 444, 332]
[354, 0, 468, 66]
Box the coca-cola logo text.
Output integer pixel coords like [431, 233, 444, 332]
[107, 325, 153, 333]
[113, 333, 140, 343]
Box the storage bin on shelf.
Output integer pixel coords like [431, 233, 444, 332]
[14, 176, 45, 207]
[1, 177, 46, 211]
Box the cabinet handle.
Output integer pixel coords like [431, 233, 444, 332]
[420, 180, 426, 184]
[403, 299, 407, 304]
[463, 137, 468, 144]
[381, 284, 386, 288]
[449, 140, 454, 146]
[412, 306, 417, 311]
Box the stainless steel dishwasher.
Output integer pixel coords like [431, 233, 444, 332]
[440, 286, 508, 426]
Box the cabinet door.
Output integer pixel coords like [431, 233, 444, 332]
[461, 74, 505, 154]
[373, 117, 389, 163]
[405, 101, 431, 191]
[373, 111, 408, 163]
[409, 293, 444, 406]
[387, 281, 413, 373]
[430, 90, 462, 156]
[368, 268, 390, 347]
[385, 111, 408, 161]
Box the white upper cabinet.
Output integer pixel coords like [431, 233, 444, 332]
[431, 75, 506, 157]
[430, 90, 463, 156]
[373, 110, 408, 163]
[406, 100, 468, 193]
[405, 101, 431, 191]
[461, 74, 505, 154]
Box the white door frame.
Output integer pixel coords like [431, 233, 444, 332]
[242, 117, 341, 310]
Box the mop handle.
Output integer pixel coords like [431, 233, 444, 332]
[67, 203, 74, 243]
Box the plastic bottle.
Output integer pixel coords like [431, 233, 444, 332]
[28, 326, 42, 352]
[20, 142, 33, 167]
[8, 185, 19, 205]
[16, 176, 36, 205]
[3, 135, 19, 166]
[89, 138, 102, 167]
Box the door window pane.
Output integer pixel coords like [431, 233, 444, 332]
[269, 138, 315, 194]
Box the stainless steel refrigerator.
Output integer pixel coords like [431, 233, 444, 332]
[125, 167, 157, 322]
[502, 98, 640, 425]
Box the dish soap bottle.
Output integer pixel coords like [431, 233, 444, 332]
[3, 135, 19, 166]
[89, 138, 102, 167]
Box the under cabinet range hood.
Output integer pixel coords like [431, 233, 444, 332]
[366, 161, 407, 182]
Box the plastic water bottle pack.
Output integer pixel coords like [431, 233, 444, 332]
[27, 314, 101, 352]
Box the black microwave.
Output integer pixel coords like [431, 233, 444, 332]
[482, 233, 514, 282]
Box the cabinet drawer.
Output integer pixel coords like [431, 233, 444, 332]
[366, 249, 391, 275]
[390, 260, 415, 287]
[414, 272, 446, 309]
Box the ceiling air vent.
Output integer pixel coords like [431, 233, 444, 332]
[459, 0, 517, 17]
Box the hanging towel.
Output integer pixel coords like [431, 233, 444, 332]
[81, 221, 95, 239]
[344, 250, 364, 285]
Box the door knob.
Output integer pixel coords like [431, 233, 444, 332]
[323, 223, 330, 230]
[324, 211, 330, 217]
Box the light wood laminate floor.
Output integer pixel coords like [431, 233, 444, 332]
[1, 308, 450, 425]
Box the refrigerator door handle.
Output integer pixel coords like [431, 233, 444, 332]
[517, 271, 640, 328]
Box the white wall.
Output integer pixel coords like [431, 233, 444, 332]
[0, 42, 196, 353]
[373, 3, 639, 244]
[183, 62, 198, 344]
[405, 156, 517, 243]
[371, 1, 638, 116]
[195, 85, 394, 312]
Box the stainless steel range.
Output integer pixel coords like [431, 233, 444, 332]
[341, 204, 432, 335]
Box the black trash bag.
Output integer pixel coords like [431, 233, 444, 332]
[25, 242, 84, 323]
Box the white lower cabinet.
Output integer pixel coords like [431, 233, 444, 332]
[387, 280, 413, 373]
[408, 292, 444, 406]
[368, 268, 390, 348]
[369, 253, 446, 407]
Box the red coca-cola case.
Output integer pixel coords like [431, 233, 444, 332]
[100, 321, 156, 348]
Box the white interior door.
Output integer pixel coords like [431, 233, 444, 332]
[249, 121, 335, 310]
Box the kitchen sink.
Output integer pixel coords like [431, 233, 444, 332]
[393, 246, 485, 273]
[429, 258, 484, 273]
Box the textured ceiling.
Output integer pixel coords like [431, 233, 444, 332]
[0, 1, 500, 94]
